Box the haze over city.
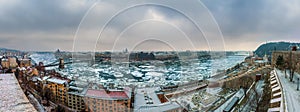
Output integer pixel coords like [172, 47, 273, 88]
[0, 0, 299, 51]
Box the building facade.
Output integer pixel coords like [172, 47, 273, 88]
[67, 86, 86, 111]
[46, 77, 69, 105]
[84, 87, 132, 112]
[19, 59, 31, 67]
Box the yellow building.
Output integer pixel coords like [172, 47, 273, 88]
[46, 77, 69, 105]
[1, 58, 9, 69]
[67, 86, 86, 111]
[1, 57, 18, 69]
[8, 57, 18, 68]
[19, 59, 31, 67]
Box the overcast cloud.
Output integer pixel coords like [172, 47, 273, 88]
[0, 0, 299, 51]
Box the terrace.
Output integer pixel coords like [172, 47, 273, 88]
[0, 73, 37, 111]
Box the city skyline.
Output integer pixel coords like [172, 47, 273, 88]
[0, 0, 299, 51]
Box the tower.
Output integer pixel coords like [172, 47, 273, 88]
[59, 58, 64, 69]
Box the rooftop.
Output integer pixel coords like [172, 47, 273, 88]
[68, 86, 87, 96]
[135, 87, 162, 106]
[86, 89, 129, 100]
[0, 73, 37, 112]
[134, 87, 182, 112]
[135, 102, 182, 112]
[46, 77, 68, 84]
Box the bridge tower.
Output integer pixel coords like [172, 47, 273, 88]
[59, 58, 64, 69]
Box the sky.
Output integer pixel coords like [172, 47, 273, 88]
[0, 0, 299, 52]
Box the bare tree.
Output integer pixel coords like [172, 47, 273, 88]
[288, 51, 295, 82]
[284, 62, 288, 78]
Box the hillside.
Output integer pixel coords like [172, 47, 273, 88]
[254, 42, 300, 57]
[0, 48, 20, 53]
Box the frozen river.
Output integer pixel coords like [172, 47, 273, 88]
[30, 52, 247, 87]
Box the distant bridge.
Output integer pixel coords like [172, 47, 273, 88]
[38, 58, 104, 68]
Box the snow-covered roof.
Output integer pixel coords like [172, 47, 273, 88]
[135, 87, 161, 106]
[69, 86, 83, 91]
[134, 87, 182, 112]
[135, 101, 182, 112]
[37, 76, 51, 81]
[235, 88, 245, 99]
[47, 78, 68, 84]
[134, 87, 182, 111]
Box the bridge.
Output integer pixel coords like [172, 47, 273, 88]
[37, 58, 104, 68]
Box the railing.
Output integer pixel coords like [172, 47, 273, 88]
[268, 70, 287, 112]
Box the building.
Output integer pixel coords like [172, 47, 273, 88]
[134, 87, 183, 112]
[8, 57, 18, 68]
[1, 58, 9, 69]
[1, 57, 20, 69]
[84, 84, 132, 112]
[67, 84, 87, 111]
[0, 73, 37, 111]
[19, 58, 31, 67]
[46, 77, 70, 105]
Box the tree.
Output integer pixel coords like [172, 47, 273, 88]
[276, 55, 284, 69]
[241, 76, 254, 89]
[290, 66, 295, 82]
[288, 51, 295, 82]
[284, 62, 288, 78]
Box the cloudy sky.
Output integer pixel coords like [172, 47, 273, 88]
[0, 0, 299, 51]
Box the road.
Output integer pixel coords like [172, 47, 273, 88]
[275, 69, 300, 112]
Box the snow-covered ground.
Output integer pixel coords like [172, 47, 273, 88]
[275, 69, 300, 112]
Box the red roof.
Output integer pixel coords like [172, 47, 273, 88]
[86, 89, 129, 99]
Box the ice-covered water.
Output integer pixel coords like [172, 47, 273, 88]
[29, 52, 57, 65]
[30, 52, 247, 87]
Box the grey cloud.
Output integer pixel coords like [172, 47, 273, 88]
[202, 0, 300, 38]
[0, 0, 299, 51]
[0, 0, 94, 33]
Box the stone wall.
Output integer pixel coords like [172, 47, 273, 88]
[222, 67, 272, 89]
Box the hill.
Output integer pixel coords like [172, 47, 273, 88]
[254, 42, 300, 57]
[0, 48, 20, 53]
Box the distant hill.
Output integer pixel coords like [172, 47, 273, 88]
[0, 48, 20, 52]
[254, 42, 300, 57]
